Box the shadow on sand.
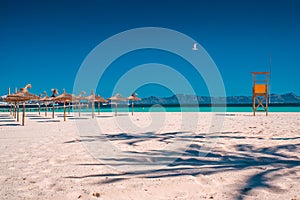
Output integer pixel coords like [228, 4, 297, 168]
[65, 131, 300, 200]
[0, 123, 21, 126]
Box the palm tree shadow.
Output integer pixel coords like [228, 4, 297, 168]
[0, 123, 21, 126]
[65, 131, 300, 200]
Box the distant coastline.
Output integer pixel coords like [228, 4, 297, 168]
[134, 92, 300, 105]
[1, 92, 300, 106]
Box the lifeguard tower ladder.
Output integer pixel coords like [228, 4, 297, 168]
[251, 72, 269, 116]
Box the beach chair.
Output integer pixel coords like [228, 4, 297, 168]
[251, 72, 269, 116]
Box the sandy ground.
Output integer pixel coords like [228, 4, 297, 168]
[0, 111, 299, 200]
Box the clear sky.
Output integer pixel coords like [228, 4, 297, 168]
[0, 0, 299, 97]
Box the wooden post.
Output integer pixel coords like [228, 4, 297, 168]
[78, 100, 81, 117]
[38, 102, 41, 115]
[91, 90, 95, 119]
[92, 101, 94, 119]
[45, 104, 48, 116]
[132, 101, 134, 116]
[22, 102, 25, 126]
[252, 96, 255, 116]
[266, 95, 268, 116]
[52, 102, 55, 119]
[68, 101, 70, 115]
[98, 102, 100, 116]
[8, 88, 12, 115]
[13, 103, 16, 118]
[9, 104, 12, 115]
[266, 73, 269, 116]
[17, 102, 20, 122]
[63, 101, 66, 121]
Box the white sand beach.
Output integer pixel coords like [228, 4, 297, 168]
[0, 112, 299, 200]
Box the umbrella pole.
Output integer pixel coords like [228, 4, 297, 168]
[64, 101, 66, 121]
[17, 102, 20, 122]
[38, 102, 40, 115]
[115, 103, 117, 116]
[132, 101, 134, 116]
[15, 103, 17, 119]
[92, 100, 94, 119]
[13, 103, 16, 118]
[68, 101, 70, 115]
[98, 102, 100, 116]
[52, 102, 55, 119]
[78, 100, 81, 117]
[22, 102, 25, 126]
[45, 104, 48, 117]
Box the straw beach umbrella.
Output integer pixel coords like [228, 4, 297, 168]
[19, 84, 40, 125]
[127, 92, 141, 116]
[4, 92, 21, 121]
[94, 95, 108, 116]
[76, 91, 86, 117]
[107, 93, 127, 116]
[86, 90, 96, 119]
[37, 93, 42, 115]
[5, 85, 27, 123]
[53, 90, 76, 121]
[5, 84, 39, 126]
[4, 87, 17, 119]
[6, 87, 13, 115]
[50, 89, 58, 118]
[40, 91, 50, 116]
[86, 92, 107, 118]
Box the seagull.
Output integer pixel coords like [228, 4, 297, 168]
[192, 43, 198, 51]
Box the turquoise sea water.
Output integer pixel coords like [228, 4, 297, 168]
[87, 106, 300, 112]
[1, 106, 300, 112]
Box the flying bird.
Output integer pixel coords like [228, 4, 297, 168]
[192, 43, 198, 51]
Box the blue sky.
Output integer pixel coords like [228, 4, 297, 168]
[0, 0, 300, 97]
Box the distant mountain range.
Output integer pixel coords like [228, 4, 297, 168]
[1, 92, 299, 106]
[135, 92, 300, 105]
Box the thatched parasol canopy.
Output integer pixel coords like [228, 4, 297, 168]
[39, 91, 49, 101]
[85, 91, 108, 118]
[107, 94, 127, 116]
[95, 95, 108, 103]
[39, 91, 51, 116]
[4, 84, 39, 126]
[77, 91, 87, 101]
[76, 91, 86, 117]
[4, 91, 39, 102]
[107, 93, 127, 102]
[49, 89, 59, 119]
[127, 95, 141, 101]
[53, 90, 77, 121]
[53, 91, 76, 102]
[127, 93, 141, 116]
[94, 95, 107, 116]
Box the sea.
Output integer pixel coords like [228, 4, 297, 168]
[1, 105, 299, 112]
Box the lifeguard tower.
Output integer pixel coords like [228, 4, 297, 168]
[251, 72, 270, 116]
